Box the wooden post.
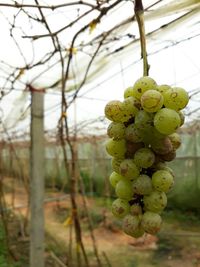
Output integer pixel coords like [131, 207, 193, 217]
[30, 89, 45, 267]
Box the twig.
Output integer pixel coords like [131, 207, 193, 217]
[79, 174, 102, 267]
[102, 251, 112, 267]
[134, 0, 149, 76]
[0, 1, 99, 10]
[69, 32, 109, 106]
[50, 251, 68, 267]
[22, 8, 95, 40]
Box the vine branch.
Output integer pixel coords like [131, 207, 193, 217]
[134, 0, 150, 76]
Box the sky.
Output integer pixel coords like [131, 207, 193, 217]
[0, 0, 200, 137]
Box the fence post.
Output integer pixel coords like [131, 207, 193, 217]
[30, 89, 45, 267]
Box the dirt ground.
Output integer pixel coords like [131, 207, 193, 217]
[2, 177, 200, 267]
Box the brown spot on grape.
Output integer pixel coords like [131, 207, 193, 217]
[135, 102, 141, 109]
[118, 207, 124, 214]
[171, 92, 177, 98]
[120, 168, 126, 175]
[138, 88, 142, 93]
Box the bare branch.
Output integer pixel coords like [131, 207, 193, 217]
[0, 1, 99, 10]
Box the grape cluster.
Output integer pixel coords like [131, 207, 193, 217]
[104, 76, 189, 237]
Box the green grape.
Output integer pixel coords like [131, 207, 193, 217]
[115, 179, 133, 200]
[143, 191, 167, 213]
[156, 84, 171, 95]
[153, 154, 164, 165]
[153, 162, 167, 169]
[111, 158, 122, 173]
[159, 150, 176, 162]
[141, 211, 162, 235]
[104, 100, 123, 122]
[121, 96, 140, 122]
[109, 172, 124, 188]
[130, 204, 143, 216]
[135, 110, 154, 128]
[178, 111, 185, 126]
[125, 124, 143, 143]
[111, 198, 130, 219]
[122, 214, 140, 236]
[143, 126, 165, 145]
[154, 108, 181, 135]
[151, 161, 166, 171]
[150, 127, 166, 140]
[168, 133, 181, 150]
[152, 162, 174, 177]
[141, 90, 164, 113]
[135, 111, 164, 144]
[106, 139, 126, 158]
[129, 226, 145, 238]
[164, 166, 175, 177]
[134, 148, 155, 168]
[132, 76, 157, 100]
[132, 174, 153, 195]
[151, 137, 173, 155]
[126, 141, 144, 158]
[107, 122, 126, 140]
[124, 86, 134, 98]
[152, 170, 174, 192]
[120, 159, 140, 180]
[163, 87, 189, 111]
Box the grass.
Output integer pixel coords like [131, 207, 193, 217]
[0, 222, 22, 267]
[152, 233, 182, 261]
[105, 249, 156, 267]
[164, 208, 200, 222]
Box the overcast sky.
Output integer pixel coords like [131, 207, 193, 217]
[0, 0, 199, 136]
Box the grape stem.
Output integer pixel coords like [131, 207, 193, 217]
[134, 0, 150, 76]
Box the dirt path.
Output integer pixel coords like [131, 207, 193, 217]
[3, 177, 200, 267]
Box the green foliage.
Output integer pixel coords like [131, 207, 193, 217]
[0, 222, 22, 267]
[78, 207, 105, 228]
[89, 210, 105, 227]
[163, 209, 200, 227]
[45, 234, 66, 258]
[127, 259, 139, 267]
[80, 171, 91, 193]
[167, 157, 200, 211]
[94, 196, 113, 207]
[153, 234, 182, 261]
[80, 170, 106, 197]
[45, 159, 69, 192]
[0, 224, 7, 266]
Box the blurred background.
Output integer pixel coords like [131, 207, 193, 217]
[0, 0, 200, 267]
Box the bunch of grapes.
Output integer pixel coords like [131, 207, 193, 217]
[104, 76, 189, 237]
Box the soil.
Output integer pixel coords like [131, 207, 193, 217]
[2, 177, 200, 267]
